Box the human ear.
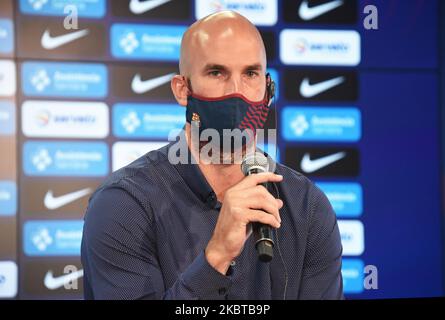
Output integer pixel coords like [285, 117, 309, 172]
[171, 75, 190, 106]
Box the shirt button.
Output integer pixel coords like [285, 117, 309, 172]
[207, 193, 217, 207]
[218, 288, 227, 295]
[230, 260, 236, 267]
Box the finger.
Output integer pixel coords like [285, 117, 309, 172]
[253, 186, 284, 210]
[243, 209, 281, 228]
[235, 172, 283, 190]
[244, 199, 280, 224]
[240, 186, 281, 223]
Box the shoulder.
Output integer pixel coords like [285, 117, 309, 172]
[100, 144, 169, 189]
[94, 144, 171, 200]
[274, 162, 334, 223]
[84, 144, 173, 222]
[274, 162, 325, 199]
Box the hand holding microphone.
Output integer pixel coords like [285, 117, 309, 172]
[241, 152, 277, 262]
[205, 152, 283, 274]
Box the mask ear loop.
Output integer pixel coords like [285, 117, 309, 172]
[266, 73, 289, 300]
[265, 72, 275, 106]
[182, 75, 193, 97]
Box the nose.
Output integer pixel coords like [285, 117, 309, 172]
[225, 76, 241, 95]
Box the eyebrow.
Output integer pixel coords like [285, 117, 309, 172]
[202, 64, 227, 73]
[243, 64, 263, 72]
[202, 63, 264, 73]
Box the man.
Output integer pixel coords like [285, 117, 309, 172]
[81, 11, 343, 300]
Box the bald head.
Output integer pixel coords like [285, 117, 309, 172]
[171, 11, 268, 105]
[179, 11, 267, 77]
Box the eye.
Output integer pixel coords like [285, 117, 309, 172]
[208, 70, 222, 77]
[246, 70, 259, 78]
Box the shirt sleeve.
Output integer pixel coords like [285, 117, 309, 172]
[81, 186, 232, 300]
[298, 183, 345, 300]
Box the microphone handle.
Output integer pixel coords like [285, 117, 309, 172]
[250, 170, 275, 262]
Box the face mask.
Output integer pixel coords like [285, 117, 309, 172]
[185, 75, 274, 149]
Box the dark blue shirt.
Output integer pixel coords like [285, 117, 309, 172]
[81, 137, 344, 300]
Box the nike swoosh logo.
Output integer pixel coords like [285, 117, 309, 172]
[129, 0, 172, 14]
[44, 188, 92, 210]
[44, 270, 84, 290]
[298, 0, 344, 21]
[301, 152, 346, 173]
[131, 73, 175, 94]
[300, 76, 345, 98]
[41, 29, 89, 50]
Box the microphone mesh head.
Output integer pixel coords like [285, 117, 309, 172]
[241, 152, 269, 176]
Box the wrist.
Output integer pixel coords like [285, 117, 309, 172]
[205, 243, 232, 275]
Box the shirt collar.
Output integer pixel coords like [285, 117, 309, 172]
[166, 132, 220, 209]
[165, 130, 276, 209]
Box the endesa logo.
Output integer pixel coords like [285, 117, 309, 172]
[0, 102, 15, 136]
[22, 101, 109, 139]
[338, 220, 364, 256]
[0, 19, 13, 54]
[23, 220, 83, 256]
[195, 0, 277, 26]
[19, 0, 106, 18]
[0, 180, 16, 216]
[113, 103, 185, 139]
[0, 261, 17, 298]
[280, 29, 361, 66]
[316, 182, 363, 218]
[0, 60, 16, 96]
[22, 61, 108, 98]
[112, 141, 168, 171]
[282, 106, 361, 142]
[23, 141, 109, 177]
[111, 23, 186, 61]
[342, 259, 364, 294]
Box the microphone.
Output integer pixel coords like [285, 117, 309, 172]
[241, 152, 275, 262]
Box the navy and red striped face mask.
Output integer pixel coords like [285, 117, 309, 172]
[185, 74, 275, 149]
